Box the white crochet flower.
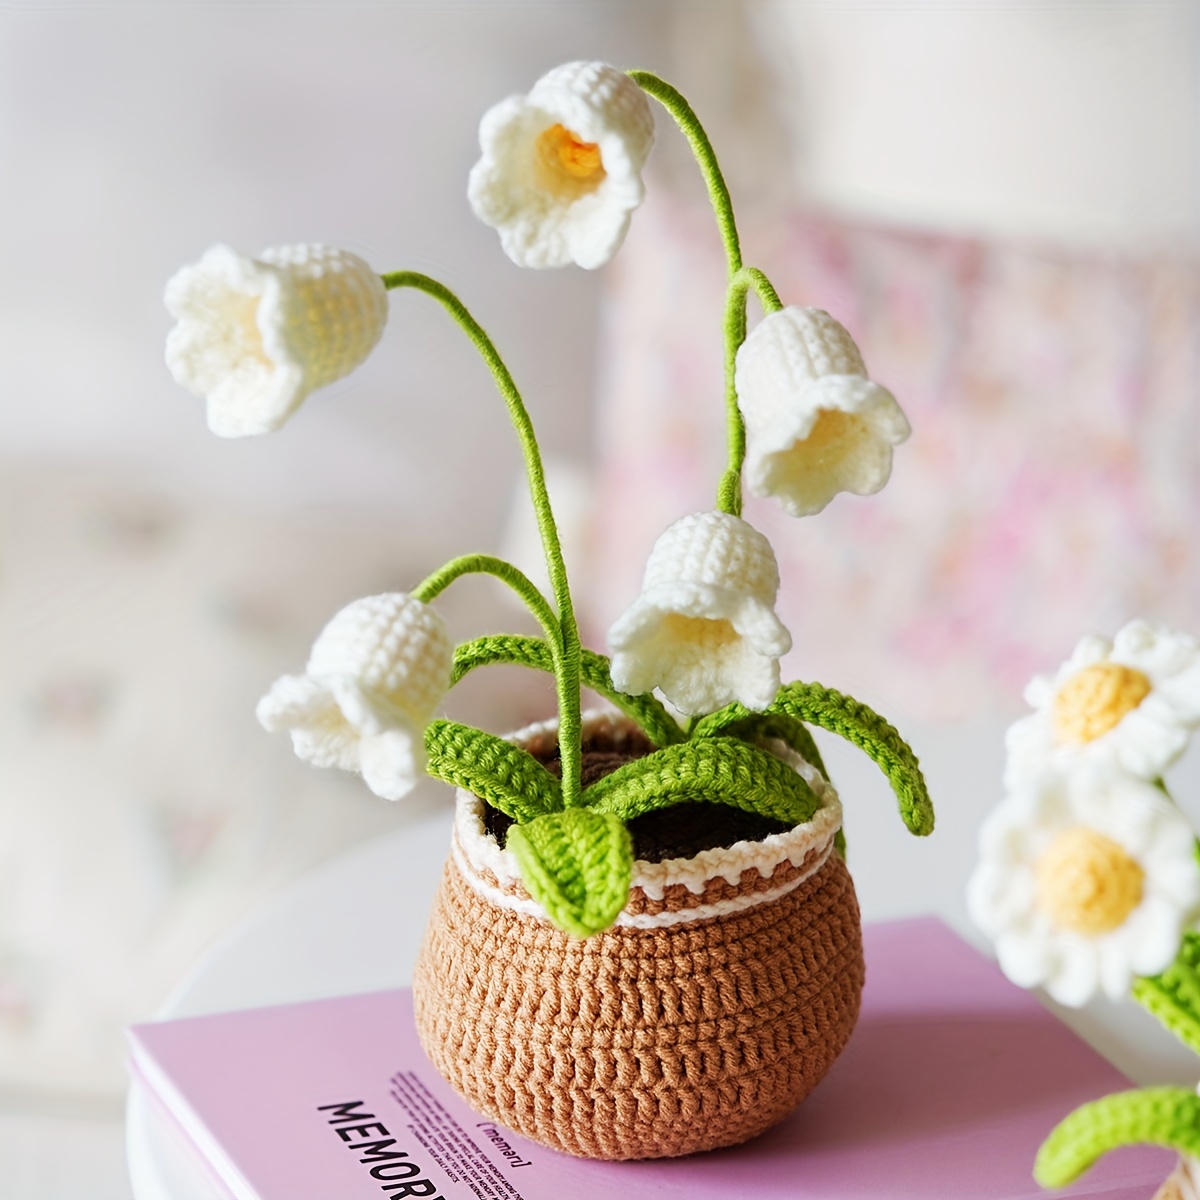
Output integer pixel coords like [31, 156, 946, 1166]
[468, 61, 655, 269]
[1159, 1155, 1200, 1200]
[165, 243, 389, 437]
[607, 511, 792, 716]
[1006, 621, 1200, 786]
[735, 306, 911, 517]
[257, 594, 453, 801]
[967, 764, 1200, 1007]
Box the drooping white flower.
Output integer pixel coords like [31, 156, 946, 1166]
[607, 511, 792, 716]
[967, 763, 1200, 1006]
[735, 306, 911, 517]
[468, 61, 655, 269]
[165, 243, 389, 437]
[257, 594, 453, 801]
[1006, 621, 1200, 786]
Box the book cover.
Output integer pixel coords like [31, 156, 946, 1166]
[127, 917, 1172, 1199]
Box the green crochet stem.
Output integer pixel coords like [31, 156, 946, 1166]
[413, 555, 559, 639]
[381, 271, 583, 807]
[424, 718, 561, 823]
[627, 70, 783, 518]
[1034, 1087, 1200, 1189]
[449, 633, 686, 750]
[585, 737, 821, 827]
[717, 267, 784, 516]
[1132, 930, 1200, 1055]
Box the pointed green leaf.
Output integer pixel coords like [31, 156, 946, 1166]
[1035, 1088, 1200, 1189]
[690, 705, 829, 780]
[584, 737, 821, 827]
[424, 719, 561, 822]
[764, 681, 934, 836]
[507, 809, 633, 938]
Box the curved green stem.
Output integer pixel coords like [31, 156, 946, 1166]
[627, 70, 742, 274]
[381, 271, 583, 807]
[1034, 1088, 1200, 1189]
[627, 72, 786, 517]
[413, 555, 559, 640]
[450, 634, 686, 750]
[717, 266, 786, 514]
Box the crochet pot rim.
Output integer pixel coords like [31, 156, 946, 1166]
[452, 708, 845, 928]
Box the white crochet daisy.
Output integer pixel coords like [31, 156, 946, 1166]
[1007, 621, 1200, 785]
[967, 764, 1200, 1007]
[468, 61, 655, 269]
[607, 511, 792, 716]
[165, 243, 389, 437]
[735, 306, 910, 517]
[257, 594, 453, 801]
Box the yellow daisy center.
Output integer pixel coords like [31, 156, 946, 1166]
[535, 124, 606, 196]
[1053, 662, 1152, 744]
[1034, 826, 1144, 936]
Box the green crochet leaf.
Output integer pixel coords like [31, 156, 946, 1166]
[424, 719, 561, 822]
[1035, 1088, 1200, 1189]
[584, 736, 822, 827]
[763, 681, 934, 836]
[689, 705, 829, 779]
[507, 808, 633, 938]
[450, 634, 685, 748]
[1132, 930, 1200, 1054]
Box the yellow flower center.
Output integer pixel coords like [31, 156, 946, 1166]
[535, 124, 606, 197]
[800, 410, 867, 465]
[1034, 826, 1144, 936]
[1053, 662, 1152, 745]
[662, 614, 739, 650]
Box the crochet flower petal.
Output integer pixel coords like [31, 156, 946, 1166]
[608, 511, 791, 715]
[968, 765, 1200, 1007]
[165, 243, 388, 436]
[358, 727, 425, 802]
[1006, 620, 1200, 785]
[736, 307, 911, 517]
[468, 61, 655, 269]
[257, 593, 452, 799]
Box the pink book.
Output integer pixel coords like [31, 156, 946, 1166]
[127, 917, 1172, 1199]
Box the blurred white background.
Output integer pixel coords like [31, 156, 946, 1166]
[0, 2, 1198, 1195]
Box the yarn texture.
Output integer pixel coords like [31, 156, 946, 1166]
[164, 243, 388, 437]
[735, 306, 911, 517]
[608, 510, 791, 715]
[469, 61, 655, 269]
[256, 593, 452, 801]
[413, 713, 863, 1160]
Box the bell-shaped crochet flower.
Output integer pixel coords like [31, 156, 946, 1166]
[607, 511, 792, 716]
[165, 243, 389, 437]
[256, 593, 453, 801]
[468, 61, 655, 269]
[735, 306, 911, 517]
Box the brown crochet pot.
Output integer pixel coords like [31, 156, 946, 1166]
[412, 712, 864, 1161]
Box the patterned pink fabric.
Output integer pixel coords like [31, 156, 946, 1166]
[590, 190, 1200, 720]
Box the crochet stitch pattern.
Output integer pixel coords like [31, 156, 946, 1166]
[968, 621, 1200, 1194]
[164, 59, 932, 1159]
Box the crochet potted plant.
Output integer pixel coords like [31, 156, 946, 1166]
[967, 621, 1200, 1196]
[163, 62, 933, 1161]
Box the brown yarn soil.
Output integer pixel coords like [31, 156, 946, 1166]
[481, 722, 793, 861]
